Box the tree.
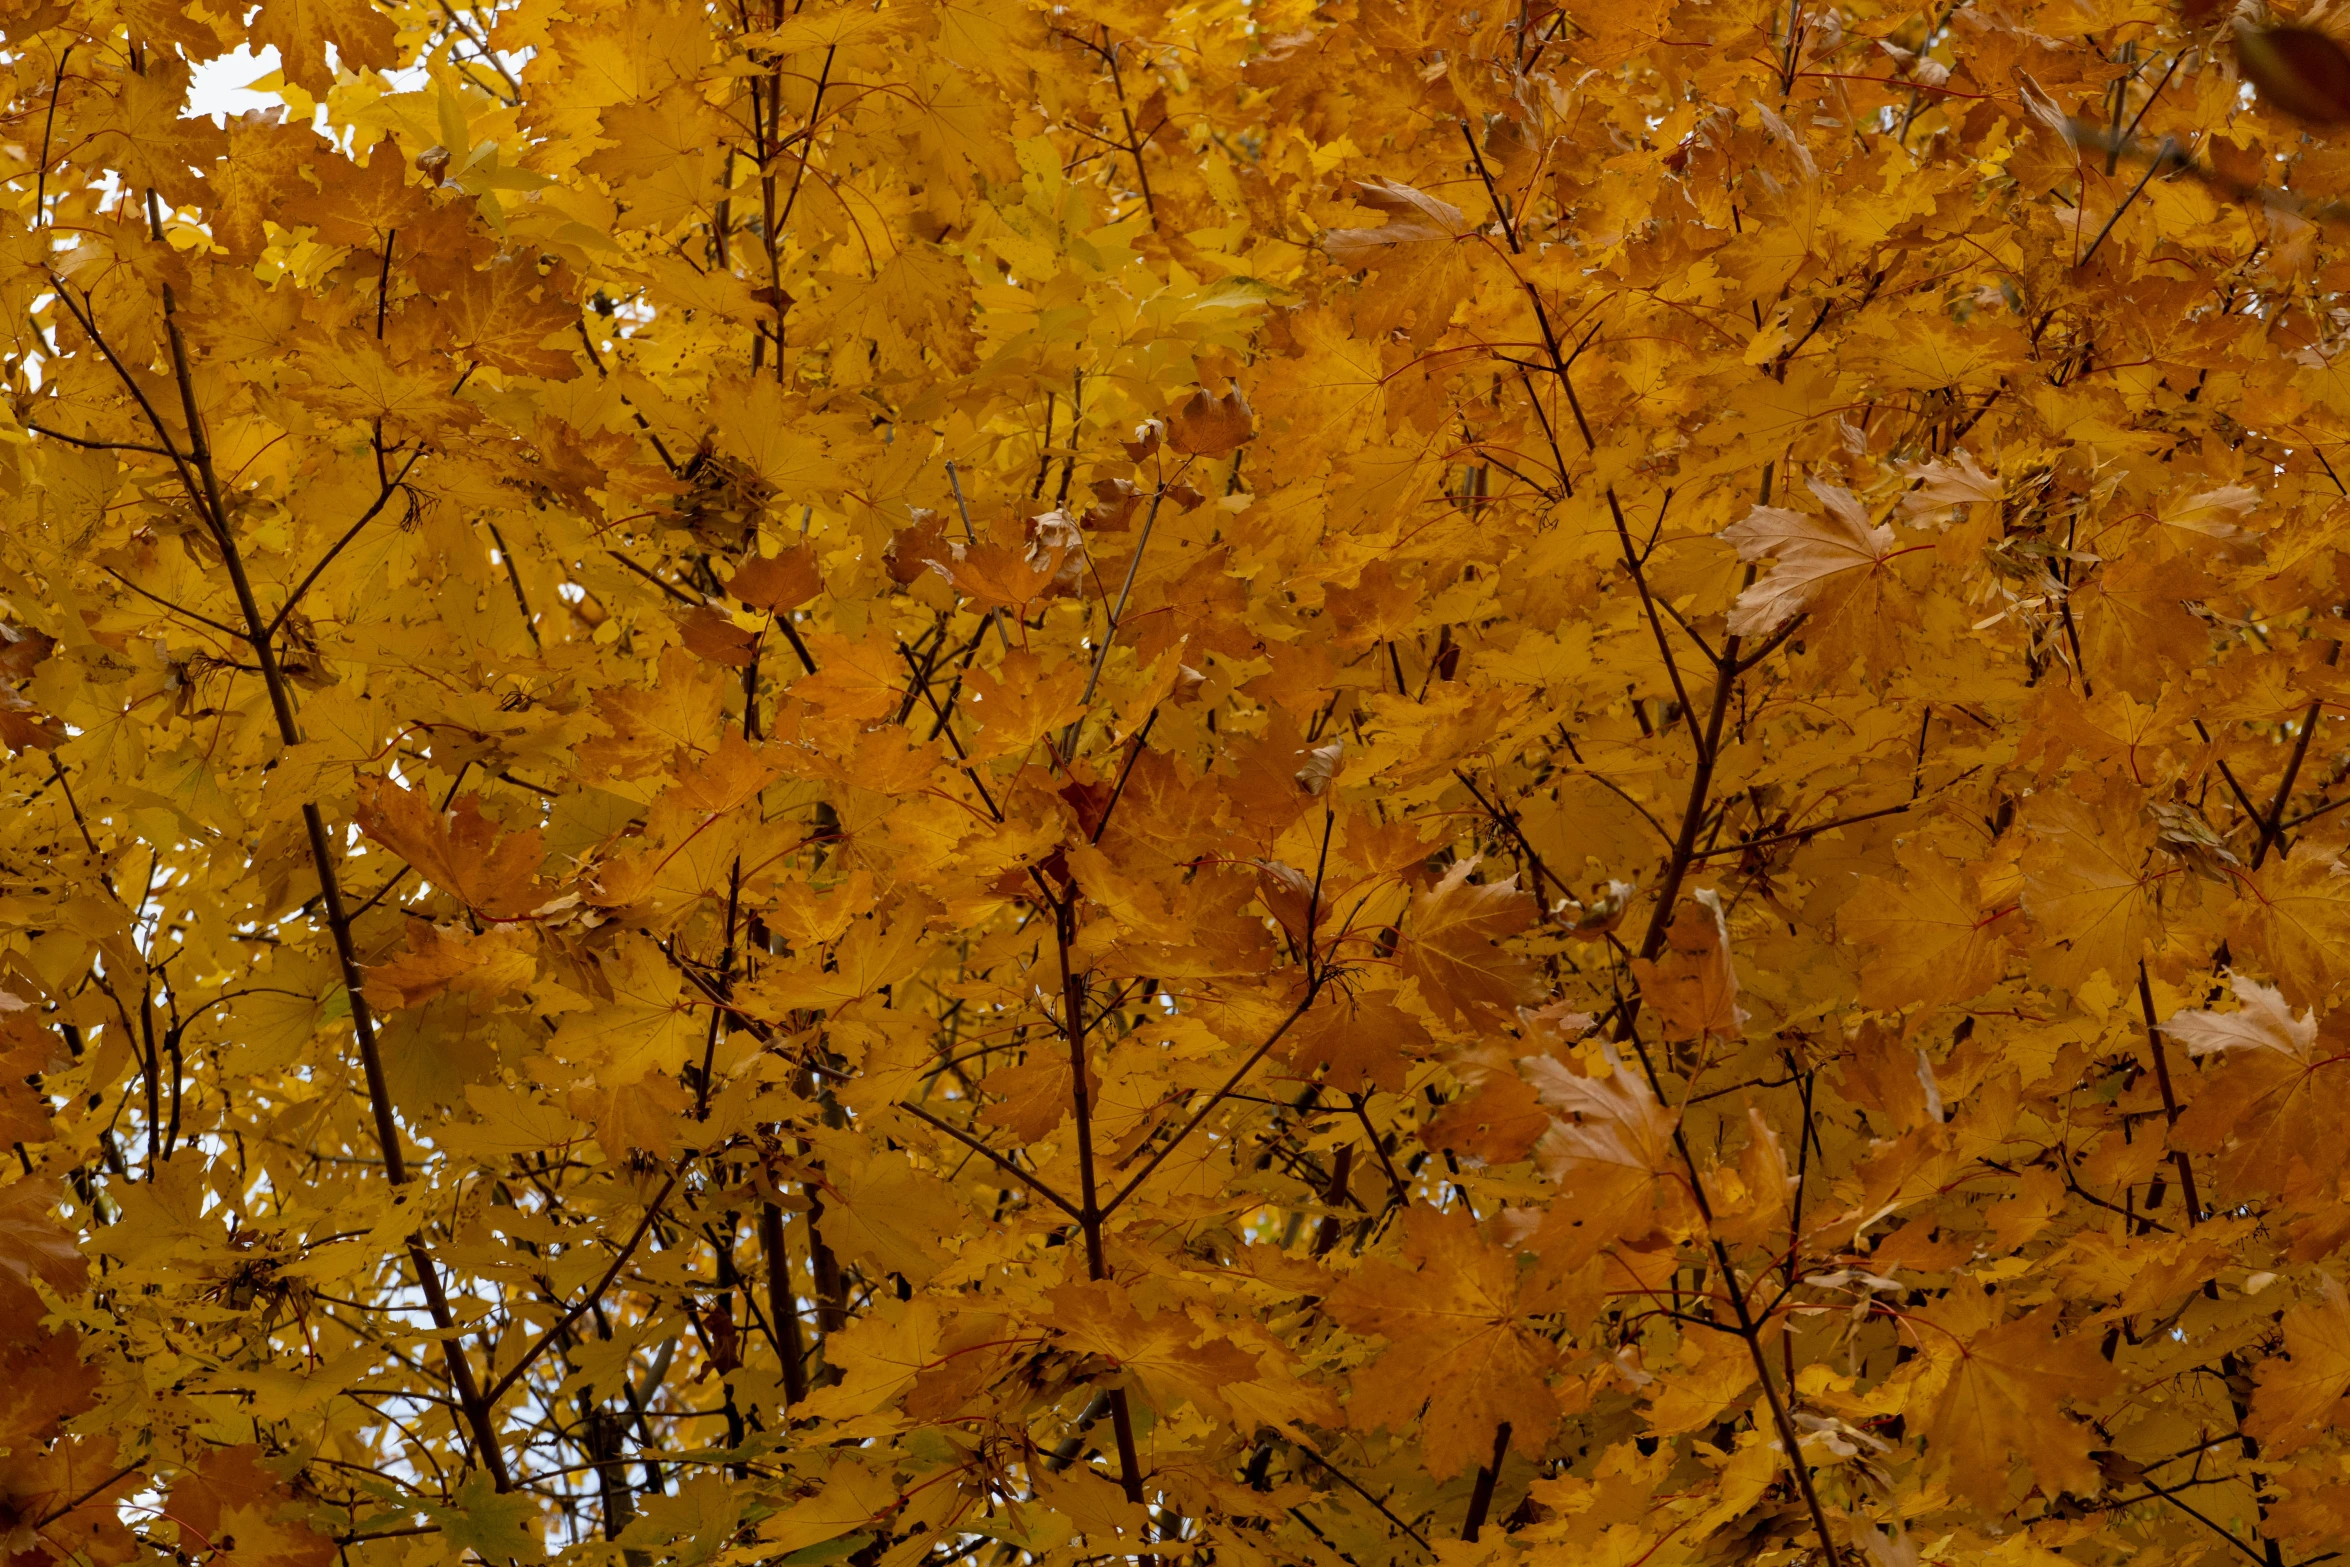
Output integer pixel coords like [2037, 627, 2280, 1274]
[3, 0, 2350, 1562]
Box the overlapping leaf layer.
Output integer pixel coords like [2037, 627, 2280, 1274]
[3, 0, 2349, 1563]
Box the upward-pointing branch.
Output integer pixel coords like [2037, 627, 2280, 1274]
[85, 276, 516, 1493]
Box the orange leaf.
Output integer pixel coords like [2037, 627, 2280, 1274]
[1924, 1286, 2119, 1507]
[354, 777, 547, 920]
[1326, 1206, 1560, 1477]
[0, 1178, 88, 1301]
[1629, 893, 1746, 1042]
[978, 1054, 1082, 1143]
[2250, 1276, 2350, 1454]
[731, 546, 823, 610]
[1284, 987, 1431, 1093]
[932, 540, 1068, 614]
[362, 922, 537, 1011]
[1401, 860, 1542, 1026]
[1166, 387, 1255, 456]
[682, 605, 759, 666]
[169, 1447, 334, 1567]
[1520, 1057, 1688, 1265]
[1422, 1069, 1551, 1164]
[1839, 853, 2010, 1012]
[789, 631, 905, 721]
[250, 0, 399, 94]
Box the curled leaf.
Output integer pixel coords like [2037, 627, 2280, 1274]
[2160, 970, 2317, 1058]
[731, 546, 823, 609]
[1167, 386, 1255, 456]
[1895, 448, 2001, 515]
[1719, 478, 1900, 635]
[1324, 176, 1469, 263]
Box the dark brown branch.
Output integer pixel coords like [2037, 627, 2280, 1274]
[484, 1172, 679, 1404]
[2252, 701, 2324, 869]
[2137, 960, 2202, 1227]
[1103, 982, 1324, 1216]
[2076, 136, 2171, 272]
[1685, 799, 1913, 861]
[2192, 718, 2269, 836]
[118, 277, 517, 1493]
[2283, 789, 2350, 832]
[97, 565, 249, 642]
[1460, 1422, 1512, 1542]
[1053, 891, 1147, 1503]
[22, 421, 176, 459]
[896, 1101, 1084, 1221]
[484, 521, 543, 651]
[1454, 769, 1568, 911]
[1290, 1443, 1433, 1554]
[605, 547, 701, 606]
[434, 0, 522, 103]
[32, 1463, 140, 1529]
[761, 1201, 811, 1409]
[264, 449, 425, 639]
[1608, 619, 1845, 1567]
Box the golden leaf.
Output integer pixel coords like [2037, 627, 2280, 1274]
[1326, 1206, 1560, 1477]
[1402, 859, 1542, 1026]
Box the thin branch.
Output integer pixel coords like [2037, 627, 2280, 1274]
[1291, 1444, 1434, 1554]
[897, 1101, 1085, 1220]
[606, 548, 701, 607]
[33, 1464, 140, 1528]
[266, 446, 427, 639]
[434, 0, 522, 103]
[1685, 799, 1913, 861]
[2129, 1481, 2280, 1567]
[484, 1172, 680, 1405]
[22, 421, 176, 459]
[1103, 982, 1324, 1217]
[1063, 483, 1168, 757]
[2137, 960, 2202, 1227]
[2252, 701, 2324, 868]
[117, 275, 517, 1492]
[97, 566, 249, 642]
[2282, 790, 2350, 832]
[264, 448, 425, 639]
[2076, 138, 2172, 272]
[2192, 718, 2269, 834]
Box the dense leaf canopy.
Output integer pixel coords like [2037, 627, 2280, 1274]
[4, 0, 2350, 1564]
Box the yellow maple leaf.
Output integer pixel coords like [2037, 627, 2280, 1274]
[1520, 1055, 1691, 1265]
[551, 932, 703, 1084]
[1923, 1288, 2118, 1507]
[361, 922, 537, 1011]
[1402, 859, 1542, 1026]
[1720, 479, 1905, 635]
[1326, 1206, 1561, 1477]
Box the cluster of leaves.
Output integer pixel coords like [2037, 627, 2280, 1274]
[12, 0, 2350, 1561]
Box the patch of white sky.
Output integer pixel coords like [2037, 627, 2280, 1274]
[179, 40, 519, 126]
[181, 44, 291, 122]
